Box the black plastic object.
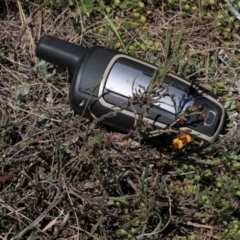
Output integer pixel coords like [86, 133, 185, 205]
[35, 35, 225, 147]
[35, 35, 88, 73]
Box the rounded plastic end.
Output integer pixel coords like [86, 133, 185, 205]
[35, 35, 88, 73]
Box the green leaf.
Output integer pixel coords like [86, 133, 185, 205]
[107, 194, 140, 203]
[18, 66, 31, 72]
[15, 84, 29, 101]
[104, 13, 127, 53]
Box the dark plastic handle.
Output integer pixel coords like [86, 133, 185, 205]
[35, 35, 88, 73]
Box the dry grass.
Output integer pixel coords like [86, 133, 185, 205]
[0, 0, 240, 239]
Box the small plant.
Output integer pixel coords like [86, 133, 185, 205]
[15, 84, 29, 105]
[18, 60, 57, 80]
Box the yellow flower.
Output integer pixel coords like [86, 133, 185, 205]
[179, 134, 192, 144]
[172, 138, 183, 149]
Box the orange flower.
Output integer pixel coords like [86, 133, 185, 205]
[202, 113, 210, 120]
[179, 134, 192, 144]
[172, 138, 183, 149]
[179, 116, 187, 125]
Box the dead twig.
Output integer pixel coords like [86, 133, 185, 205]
[136, 178, 172, 239]
[16, 181, 62, 239]
[186, 221, 222, 230]
[14, 0, 51, 52]
[0, 173, 14, 183]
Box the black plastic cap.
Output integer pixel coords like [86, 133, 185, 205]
[35, 35, 88, 73]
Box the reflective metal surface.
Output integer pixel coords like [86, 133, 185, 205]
[105, 61, 194, 114]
